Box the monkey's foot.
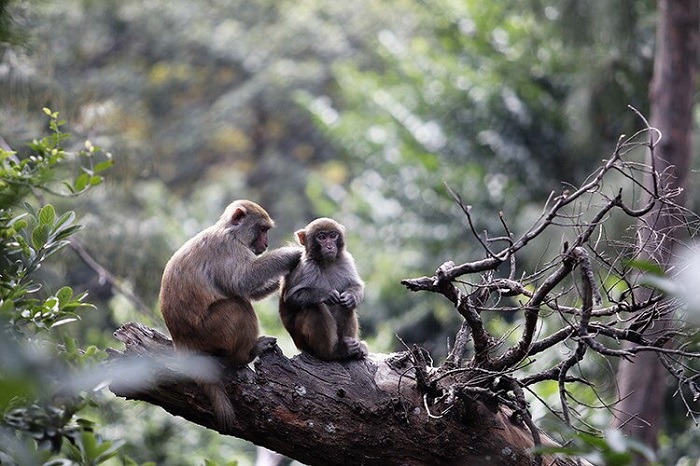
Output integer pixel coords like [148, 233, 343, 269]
[252, 335, 278, 357]
[343, 337, 369, 359]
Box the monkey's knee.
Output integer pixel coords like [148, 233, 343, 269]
[228, 337, 258, 365]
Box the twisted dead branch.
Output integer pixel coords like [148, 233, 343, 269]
[402, 114, 700, 440]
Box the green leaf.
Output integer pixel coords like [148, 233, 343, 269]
[50, 317, 79, 328]
[31, 224, 50, 250]
[38, 205, 56, 226]
[43, 297, 59, 312]
[54, 225, 84, 241]
[625, 259, 665, 276]
[94, 439, 125, 463]
[54, 211, 76, 230]
[12, 218, 28, 230]
[0, 299, 15, 315]
[64, 336, 77, 354]
[94, 160, 114, 173]
[56, 286, 73, 306]
[74, 173, 90, 192]
[79, 430, 98, 460]
[0, 149, 17, 160]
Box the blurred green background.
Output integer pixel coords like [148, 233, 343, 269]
[2, 0, 699, 464]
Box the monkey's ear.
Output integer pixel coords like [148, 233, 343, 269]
[295, 229, 307, 246]
[231, 206, 248, 225]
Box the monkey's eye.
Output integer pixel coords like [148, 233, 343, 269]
[328, 232, 339, 240]
[316, 232, 327, 241]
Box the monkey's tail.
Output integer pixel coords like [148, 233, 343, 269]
[203, 382, 236, 432]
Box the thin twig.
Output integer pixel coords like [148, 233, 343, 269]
[69, 238, 153, 316]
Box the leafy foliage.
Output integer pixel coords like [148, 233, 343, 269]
[0, 109, 126, 465]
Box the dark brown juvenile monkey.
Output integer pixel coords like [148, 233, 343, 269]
[159, 199, 302, 429]
[279, 217, 368, 361]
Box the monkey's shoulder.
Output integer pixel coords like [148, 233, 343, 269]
[164, 229, 252, 283]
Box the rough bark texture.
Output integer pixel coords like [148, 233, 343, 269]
[108, 322, 576, 466]
[613, 0, 699, 451]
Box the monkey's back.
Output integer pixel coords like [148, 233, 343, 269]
[159, 226, 241, 352]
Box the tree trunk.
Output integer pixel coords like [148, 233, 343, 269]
[108, 322, 578, 466]
[613, 0, 699, 452]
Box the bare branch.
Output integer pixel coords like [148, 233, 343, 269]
[400, 111, 700, 436]
[69, 238, 153, 315]
[445, 183, 499, 260]
[443, 321, 471, 369]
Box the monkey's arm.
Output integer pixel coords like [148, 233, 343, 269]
[235, 247, 302, 296]
[339, 258, 365, 308]
[284, 285, 337, 309]
[340, 282, 364, 308]
[250, 278, 282, 301]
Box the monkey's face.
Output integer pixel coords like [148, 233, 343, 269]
[225, 201, 274, 255]
[312, 230, 340, 262]
[251, 225, 270, 255]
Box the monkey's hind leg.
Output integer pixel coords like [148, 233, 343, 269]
[298, 305, 339, 360]
[333, 307, 367, 360]
[204, 298, 260, 365]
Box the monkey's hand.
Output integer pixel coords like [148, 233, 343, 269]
[339, 291, 359, 308]
[324, 290, 341, 305]
[252, 335, 278, 358]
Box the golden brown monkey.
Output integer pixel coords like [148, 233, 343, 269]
[159, 199, 302, 429]
[279, 217, 368, 361]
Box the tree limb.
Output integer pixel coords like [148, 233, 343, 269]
[108, 322, 582, 466]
